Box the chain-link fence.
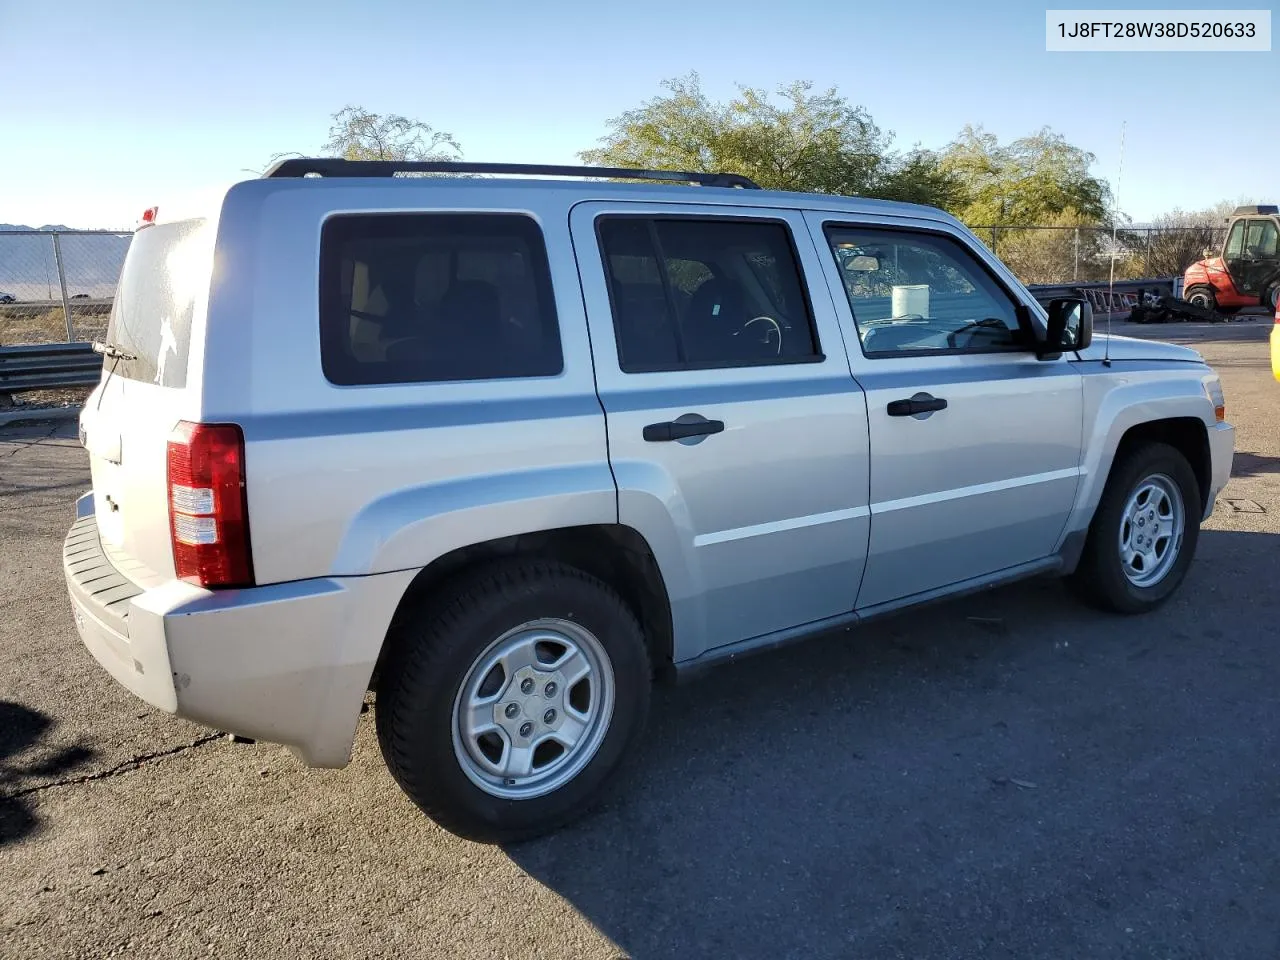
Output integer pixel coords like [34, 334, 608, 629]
[971, 225, 1228, 286]
[0, 230, 132, 345]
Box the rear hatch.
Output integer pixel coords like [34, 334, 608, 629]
[79, 217, 215, 585]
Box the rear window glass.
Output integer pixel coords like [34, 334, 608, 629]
[106, 219, 211, 387]
[319, 214, 563, 385]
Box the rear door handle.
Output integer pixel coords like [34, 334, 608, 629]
[643, 418, 725, 442]
[887, 395, 948, 417]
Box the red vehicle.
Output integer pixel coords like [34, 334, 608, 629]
[1183, 205, 1280, 313]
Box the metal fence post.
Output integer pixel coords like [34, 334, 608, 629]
[50, 232, 74, 342]
[1073, 227, 1080, 281]
[1144, 229, 1152, 277]
[991, 227, 998, 257]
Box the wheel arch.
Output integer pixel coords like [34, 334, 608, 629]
[1066, 417, 1209, 614]
[372, 524, 676, 688]
[1259, 273, 1280, 310]
[1111, 417, 1211, 514]
[1183, 282, 1216, 306]
[1065, 378, 1217, 549]
[1074, 407, 1213, 536]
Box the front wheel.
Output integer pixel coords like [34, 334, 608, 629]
[375, 561, 651, 843]
[1184, 285, 1217, 313]
[1069, 442, 1201, 614]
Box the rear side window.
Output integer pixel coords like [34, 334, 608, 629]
[319, 214, 562, 385]
[106, 218, 212, 387]
[597, 217, 821, 372]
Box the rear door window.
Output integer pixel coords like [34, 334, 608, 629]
[319, 213, 563, 385]
[105, 219, 212, 387]
[596, 217, 820, 372]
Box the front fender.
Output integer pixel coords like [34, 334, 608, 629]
[1203, 258, 1240, 298]
[1061, 366, 1216, 540]
[333, 463, 618, 575]
[1183, 259, 1210, 287]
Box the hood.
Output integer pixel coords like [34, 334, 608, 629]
[1074, 334, 1203, 364]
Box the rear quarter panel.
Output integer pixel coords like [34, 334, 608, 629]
[198, 180, 614, 584]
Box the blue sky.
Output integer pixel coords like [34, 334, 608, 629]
[2, 0, 1275, 228]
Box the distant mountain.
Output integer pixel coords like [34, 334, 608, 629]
[0, 224, 77, 233]
[0, 228, 131, 300]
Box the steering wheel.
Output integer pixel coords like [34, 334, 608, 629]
[735, 315, 783, 356]
[946, 317, 1009, 350]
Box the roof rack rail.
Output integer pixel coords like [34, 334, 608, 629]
[261, 158, 761, 189]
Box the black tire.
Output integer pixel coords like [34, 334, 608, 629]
[375, 561, 651, 844]
[1261, 280, 1280, 314]
[1183, 285, 1217, 312]
[1069, 442, 1201, 614]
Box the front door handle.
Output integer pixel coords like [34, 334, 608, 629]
[643, 418, 725, 442]
[887, 395, 948, 417]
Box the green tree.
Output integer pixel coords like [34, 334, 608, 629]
[874, 147, 964, 209]
[581, 73, 904, 199]
[322, 105, 461, 161]
[940, 125, 1111, 228]
[993, 210, 1114, 284]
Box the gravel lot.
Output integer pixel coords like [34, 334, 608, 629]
[2, 320, 1277, 960]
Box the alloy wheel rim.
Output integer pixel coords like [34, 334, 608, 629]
[451, 618, 614, 800]
[1118, 473, 1185, 588]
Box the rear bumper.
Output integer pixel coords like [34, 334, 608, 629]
[1206, 420, 1235, 520]
[64, 495, 415, 767]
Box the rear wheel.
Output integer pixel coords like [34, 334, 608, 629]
[1184, 285, 1217, 312]
[375, 561, 651, 843]
[1261, 280, 1280, 313]
[1069, 442, 1201, 614]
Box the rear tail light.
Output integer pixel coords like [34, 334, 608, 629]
[166, 421, 253, 588]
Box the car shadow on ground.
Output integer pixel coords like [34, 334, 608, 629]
[1231, 451, 1280, 479]
[507, 529, 1280, 959]
[0, 701, 98, 847]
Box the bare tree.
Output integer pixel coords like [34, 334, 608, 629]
[250, 106, 464, 177]
[1120, 203, 1234, 278]
[322, 105, 461, 162]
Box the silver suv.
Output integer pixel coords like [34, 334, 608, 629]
[66, 160, 1234, 842]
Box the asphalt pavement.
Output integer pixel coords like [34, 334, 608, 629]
[1, 319, 1278, 959]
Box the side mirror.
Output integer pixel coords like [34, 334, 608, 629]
[1042, 297, 1093, 356]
